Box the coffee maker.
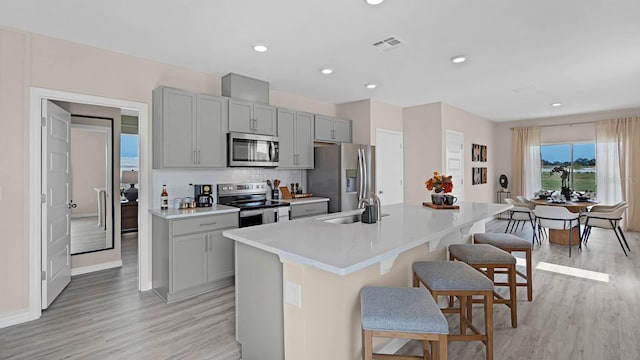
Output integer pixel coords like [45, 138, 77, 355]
[194, 184, 214, 207]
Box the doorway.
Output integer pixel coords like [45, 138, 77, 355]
[28, 88, 150, 320]
[445, 129, 464, 201]
[375, 128, 404, 205]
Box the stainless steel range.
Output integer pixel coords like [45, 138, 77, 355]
[217, 182, 290, 228]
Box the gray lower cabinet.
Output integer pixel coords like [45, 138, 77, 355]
[290, 201, 328, 219]
[277, 108, 314, 169]
[153, 87, 228, 168]
[152, 212, 238, 303]
[314, 115, 352, 143]
[228, 98, 276, 135]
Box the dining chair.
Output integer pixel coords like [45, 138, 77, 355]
[532, 205, 582, 256]
[581, 203, 630, 256]
[504, 198, 541, 243]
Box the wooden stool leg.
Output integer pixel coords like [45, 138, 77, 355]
[459, 295, 467, 335]
[363, 329, 372, 360]
[509, 265, 518, 328]
[485, 292, 494, 360]
[525, 248, 533, 301]
[438, 334, 448, 360]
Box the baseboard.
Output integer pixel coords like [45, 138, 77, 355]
[71, 213, 98, 219]
[71, 260, 123, 276]
[0, 309, 31, 329]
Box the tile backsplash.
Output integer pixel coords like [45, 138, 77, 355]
[151, 168, 306, 208]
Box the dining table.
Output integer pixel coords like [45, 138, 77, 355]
[531, 198, 597, 246]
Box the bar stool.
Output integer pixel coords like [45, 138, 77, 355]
[413, 261, 494, 360]
[360, 287, 448, 360]
[448, 244, 518, 328]
[473, 233, 533, 301]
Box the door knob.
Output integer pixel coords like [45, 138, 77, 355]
[68, 200, 78, 209]
[378, 190, 384, 194]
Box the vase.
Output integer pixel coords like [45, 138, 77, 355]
[431, 193, 445, 205]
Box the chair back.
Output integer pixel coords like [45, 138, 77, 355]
[590, 201, 628, 213]
[516, 195, 527, 203]
[584, 204, 628, 228]
[533, 205, 579, 230]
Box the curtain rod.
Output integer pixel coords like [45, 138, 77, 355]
[510, 120, 596, 130]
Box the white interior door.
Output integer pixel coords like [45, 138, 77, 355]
[42, 100, 72, 309]
[445, 129, 464, 201]
[375, 129, 404, 205]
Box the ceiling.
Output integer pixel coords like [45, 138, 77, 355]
[1, 0, 639, 122]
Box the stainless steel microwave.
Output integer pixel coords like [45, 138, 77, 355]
[228, 132, 279, 167]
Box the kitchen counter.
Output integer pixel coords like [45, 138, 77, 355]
[150, 205, 239, 219]
[225, 201, 511, 360]
[282, 197, 329, 205]
[224, 202, 508, 276]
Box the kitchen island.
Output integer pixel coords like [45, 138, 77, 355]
[223, 201, 510, 360]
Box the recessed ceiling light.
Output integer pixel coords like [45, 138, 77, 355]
[253, 44, 268, 53]
[365, 83, 377, 89]
[320, 68, 334, 75]
[451, 55, 468, 63]
[366, 0, 384, 4]
[551, 102, 562, 107]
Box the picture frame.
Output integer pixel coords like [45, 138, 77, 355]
[472, 167, 488, 185]
[472, 144, 487, 162]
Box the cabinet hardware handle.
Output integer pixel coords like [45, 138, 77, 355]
[199, 222, 217, 226]
[204, 234, 208, 252]
[197, 150, 201, 165]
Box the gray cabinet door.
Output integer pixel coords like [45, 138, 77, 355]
[228, 99, 253, 133]
[160, 88, 196, 167]
[207, 229, 235, 282]
[172, 233, 208, 292]
[333, 118, 352, 143]
[196, 94, 227, 167]
[277, 108, 296, 168]
[295, 111, 314, 168]
[254, 104, 277, 136]
[314, 115, 334, 141]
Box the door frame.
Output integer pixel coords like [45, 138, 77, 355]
[444, 129, 464, 201]
[28, 87, 150, 321]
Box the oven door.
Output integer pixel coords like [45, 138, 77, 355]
[239, 209, 264, 228]
[228, 132, 279, 167]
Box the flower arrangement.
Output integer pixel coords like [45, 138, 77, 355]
[425, 171, 453, 193]
[550, 166, 570, 189]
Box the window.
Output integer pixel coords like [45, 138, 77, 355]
[121, 134, 139, 171]
[540, 143, 596, 192]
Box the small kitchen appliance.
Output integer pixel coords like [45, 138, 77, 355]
[217, 182, 290, 227]
[194, 184, 214, 207]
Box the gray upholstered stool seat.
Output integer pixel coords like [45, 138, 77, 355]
[449, 244, 516, 265]
[413, 261, 493, 291]
[412, 261, 494, 360]
[360, 287, 448, 360]
[449, 243, 519, 328]
[473, 233, 531, 249]
[474, 233, 534, 301]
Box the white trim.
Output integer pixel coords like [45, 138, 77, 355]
[29, 87, 151, 325]
[71, 260, 123, 276]
[0, 309, 32, 329]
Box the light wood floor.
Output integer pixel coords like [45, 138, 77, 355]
[70, 217, 109, 254]
[1, 220, 638, 359]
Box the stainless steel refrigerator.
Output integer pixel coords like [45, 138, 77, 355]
[307, 143, 376, 213]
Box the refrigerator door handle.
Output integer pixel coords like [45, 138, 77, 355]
[362, 148, 368, 201]
[357, 149, 363, 207]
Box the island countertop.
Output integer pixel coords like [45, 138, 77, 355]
[223, 201, 510, 276]
[150, 204, 239, 219]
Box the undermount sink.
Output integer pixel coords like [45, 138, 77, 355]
[323, 214, 362, 224]
[322, 213, 390, 225]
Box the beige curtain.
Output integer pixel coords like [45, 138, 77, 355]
[511, 127, 541, 198]
[595, 117, 640, 231]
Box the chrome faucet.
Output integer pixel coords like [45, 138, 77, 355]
[371, 192, 382, 221]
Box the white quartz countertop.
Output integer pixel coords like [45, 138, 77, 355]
[283, 197, 329, 205]
[151, 205, 239, 219]
[223, 202, 511, 276]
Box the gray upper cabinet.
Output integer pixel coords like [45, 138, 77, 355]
[153, 87, 227, 168]
[314, 115, 352, 143]
[229, 99, 276, 136]
[277, 109, 314, 169]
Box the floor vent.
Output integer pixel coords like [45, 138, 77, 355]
[372, 37, 405, 52]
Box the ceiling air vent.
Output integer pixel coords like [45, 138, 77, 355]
[372, 37, 405, 52]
